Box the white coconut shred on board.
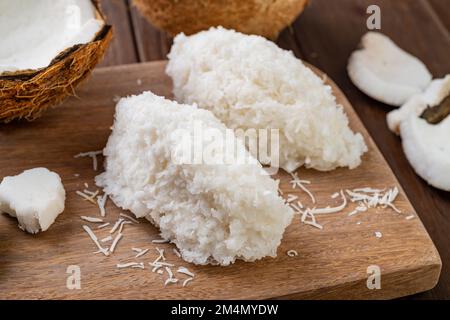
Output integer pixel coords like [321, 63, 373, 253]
[287, 250, 299, 257]
[75, 190, 97, 204]
[80, 216, 104, 223]
[97, 193, 108, 217]
[74, 150, 102, 171]
[280, 170, 404, 230]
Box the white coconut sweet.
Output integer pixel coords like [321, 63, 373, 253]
[0, 0, 103, 73]
[167, 27, 367, 173]
[348, 32, 432, 107]
[96, 91, 294, 266]
[0, 168, 66, 233]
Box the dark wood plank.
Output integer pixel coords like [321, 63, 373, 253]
[98, 0, 138, 66]
[276, 26, 306, 59]
[428, 0, 450, 33]
[290, 0, 450, 299]
[129, 0, 172, 61]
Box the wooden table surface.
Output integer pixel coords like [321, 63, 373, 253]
[96, 0, 450, 299]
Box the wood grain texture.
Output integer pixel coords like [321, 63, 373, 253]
[98, 0, 138, 66]
[128, 0, 307, 62]
[129, 0, 173, 61]
[0, 61, 441, 300]
[290, 0, 450, 299]
[427, 0, 450, 34]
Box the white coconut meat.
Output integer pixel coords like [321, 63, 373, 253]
[0, 168, 66, 233]
[0, 0, 104, 73]
[348, 32, 432, 107]
[400, 115, 450, 191]
[387, 75, 450, 134]
[167, 27, 367, 173]
[95, 91, 294, 265]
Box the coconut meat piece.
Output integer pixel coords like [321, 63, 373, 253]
[400, 114, 450, 191]
[387, 75, 450, 134]
[0, 0, 104, 73]
[0, 168, 66, 233]
[348, 32, 432, 106]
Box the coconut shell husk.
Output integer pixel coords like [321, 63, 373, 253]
[132, 0, 309, 40]
[0, 2, 112, 123]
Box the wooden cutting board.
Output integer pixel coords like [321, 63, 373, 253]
[0, 61, 441, 300]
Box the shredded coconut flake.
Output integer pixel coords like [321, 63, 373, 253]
[164, 266, 178, 286]
[346, 187, 401, 213]
[152, 238, 169, 244]
[286, 194, 298, 203]
[290, 173, 315, 203]
[287, 250, 298, 257]
[303, 220, 323, 230]
[117, 262, 143, 269]
[173, 248, 181, 258]
[74, 150, 102, 171]
[97, 194, 108, 217]
[101, 235, 113, 242]
[76, 190, 97, 204]
[110, 218, 124, 234]
[375, 231, 383, 238]
[80, 216, 104, 223]
[119, 213, 139, 224]
[135, 248, 149, 258]
[131, 263, 145, 269]
[118, 220, 132, 234]
[182, 277, 193, 287]
[156, 247, 166, 261]
[82, 225, 109, 256]
[309, 190, 346, 215]
[177, 267, 195, 278]
[97, 222, 110, 229]
[109, 233, 123, 253]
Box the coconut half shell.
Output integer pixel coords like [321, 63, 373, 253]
[132, 0, 309, 40]
[0, 1, 112, 123]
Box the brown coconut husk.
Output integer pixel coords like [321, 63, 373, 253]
[0, 1, 112, 123]
[132, 0, 309, 40]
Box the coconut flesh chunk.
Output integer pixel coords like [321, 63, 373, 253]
[348, 32, 432, 107]
[166, 27, 367, 173]
[387, 75, 450, 134]
[387, 74, 450, 191]
[96, 91, 294, 265]
[0, 0, 104, 73]
[0, 168, 66, 233]
[400, 111, 450, 191]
